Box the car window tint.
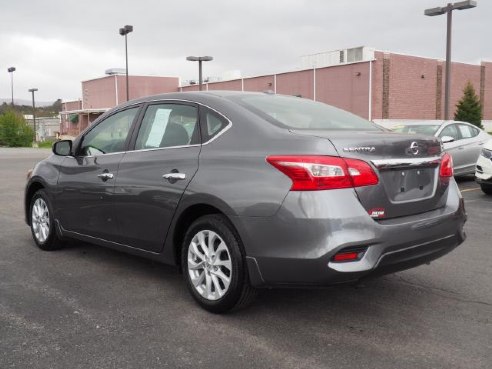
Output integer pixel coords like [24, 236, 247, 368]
[80, 107, 139, 156]
[392, 125, 440, 135]
[457, 124, 475, 139]
[135, 104, 198, 150]
[204, 110, 228, 140]
[439, 124, 461, 141]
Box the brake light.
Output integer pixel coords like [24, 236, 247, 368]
[439, 153, 453, 178]
[266, 155, 378, 191]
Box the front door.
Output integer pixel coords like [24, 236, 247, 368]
[55, 106, 140, 240]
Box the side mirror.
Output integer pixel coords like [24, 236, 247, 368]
[52, 140, 73, 156]
[441, 136, 455, 144]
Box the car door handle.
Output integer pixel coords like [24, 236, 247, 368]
[97, 173, 114, 181]
[162, 173, 186, 181]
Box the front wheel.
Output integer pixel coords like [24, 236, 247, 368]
[29, 190, 65, 251]
[182, 215, 256, 313]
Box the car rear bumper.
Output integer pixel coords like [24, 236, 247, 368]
[237, 180, 466, 287]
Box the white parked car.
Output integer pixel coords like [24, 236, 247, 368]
[475, 139, 492, 195]
[392, 121, 491, 175]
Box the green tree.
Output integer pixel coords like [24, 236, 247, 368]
[454, 81, 483, 129]
[0, 110, 34, 147]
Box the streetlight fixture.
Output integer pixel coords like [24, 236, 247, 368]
[425, 0, 477, 120]
[7, 67, 16, 106]
[186, 56, 213, 91]
[119, 24, 133, 101]
[28, 88, 38, 143]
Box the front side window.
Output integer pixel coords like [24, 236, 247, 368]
[135, 104, 199, 150]
[80, 107, 139, 156]
[439, 124, 461, 141]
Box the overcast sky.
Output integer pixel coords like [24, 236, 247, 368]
[1, 0, 490, 103]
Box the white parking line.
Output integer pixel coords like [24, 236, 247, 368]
[460, 187, 481, 193]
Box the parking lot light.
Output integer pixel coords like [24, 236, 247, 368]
[186, 56, 213, 91]
[119, 25, 133, 101]
[8, 67, 16, 105]
[424, 1, 477, 120]
[28, 88, 38, 143]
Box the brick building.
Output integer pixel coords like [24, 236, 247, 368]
[61, 47, 492, 136]
[60, 74, 180, 136]
[181, 47, 492, 129]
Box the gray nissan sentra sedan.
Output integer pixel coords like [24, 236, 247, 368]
[25, 91, 466, 313]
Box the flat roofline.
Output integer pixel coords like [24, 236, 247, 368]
[60, 108, 109, 114]
[375, 49, 488, 66]
[82, 75, 179, 83]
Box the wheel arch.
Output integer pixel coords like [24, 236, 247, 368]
[169, 199, 242, 269]
[25, 180, 46, 225]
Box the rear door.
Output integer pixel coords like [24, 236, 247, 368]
[438, 123, 467, 171]
[456, 123, 484, 172]
[56, 106, 141, 239]
[112, 102, 201, 252]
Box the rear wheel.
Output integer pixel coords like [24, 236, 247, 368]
[182, 215, 256, 313]
[480, 184, 492, 195]
[29, 190, 65, 251]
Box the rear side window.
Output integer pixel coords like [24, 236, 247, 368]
[458, 124, 473, 138]
[135, 104, 199, 150]
[458, 124, 479, 138]
[231, 94, 379, 131]
[439, 124, 461, 141]
[200, 108, 229, 142]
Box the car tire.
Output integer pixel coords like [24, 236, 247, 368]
[182, 214, 257, 313]
[480, 184, 492, 195]
[29, 189, 65, 251]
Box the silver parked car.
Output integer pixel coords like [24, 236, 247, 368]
[392, 121, 491, 175]
[25, 92, 466, 313]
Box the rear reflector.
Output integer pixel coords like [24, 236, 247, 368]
[331, 248, 367, 263]
[266, 155, 378, 191]
[439, 153, 453, 178]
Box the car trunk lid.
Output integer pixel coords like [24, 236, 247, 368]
[290, 130, 449, 219]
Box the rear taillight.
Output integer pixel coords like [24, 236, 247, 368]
[266, 155, 378, 191]
[439, 153, 453, 178]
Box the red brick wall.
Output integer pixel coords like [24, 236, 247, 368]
[207, 80, 243, 91]
[83, 77, 116, 109]
[315, 62, 370, 119]
[116, 75, 179, 103]
[387, 53, 439, 120]
[276, 70, 314, 100]
[243, 75, 275, 92]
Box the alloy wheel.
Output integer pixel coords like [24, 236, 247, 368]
[31, 197, 50, 243]
[187, 230, 232, 301]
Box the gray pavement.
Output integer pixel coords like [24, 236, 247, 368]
[1, 147, 491, 369]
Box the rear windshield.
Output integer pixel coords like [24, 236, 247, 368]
[231, 94, 380, 131]
[392, 125, 440, 136]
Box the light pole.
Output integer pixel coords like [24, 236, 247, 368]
[186, 56, 213, 91]
[28, 88, 38, 143]
[8, 67, 16, 106]
[425, 0, 477, 120]
[119, 25, 133, 101]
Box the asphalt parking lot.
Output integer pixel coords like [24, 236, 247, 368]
[1, 148, 491, 369]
